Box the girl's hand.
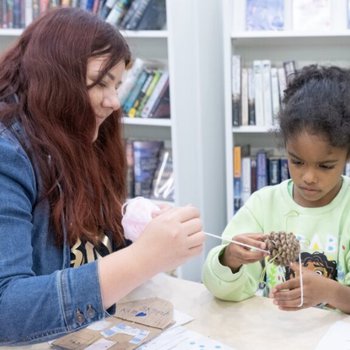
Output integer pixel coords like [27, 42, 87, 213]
[134, 205, 205, 273]
[220, 233, 268, 272]
[270, 262, 330, 310]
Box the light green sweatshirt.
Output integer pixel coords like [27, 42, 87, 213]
[202, 177, 350, 302]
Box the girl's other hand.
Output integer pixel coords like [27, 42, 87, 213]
[220, 233, 267, 272]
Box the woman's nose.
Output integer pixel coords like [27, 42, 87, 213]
[103, 92, 120, 111]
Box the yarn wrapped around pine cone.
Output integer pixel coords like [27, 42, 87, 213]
[264, 231, 300, 266]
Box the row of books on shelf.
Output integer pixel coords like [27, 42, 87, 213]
[233, 145, 350, 213]
[233, 145, 289, 213]
[120, 58, 170, 119]
[0, 0, 165, 30]
[245, 0, 347, 31]
[231, 55, 296, 127]
[126, 138, 174, 202]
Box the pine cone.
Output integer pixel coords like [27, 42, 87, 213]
[264, 231, 300, 266]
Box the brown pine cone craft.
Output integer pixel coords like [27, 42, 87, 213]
[264, 231, 300, 266]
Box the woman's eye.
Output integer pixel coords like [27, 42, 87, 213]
[291, 159, 302, 165]
[98, 81, 107, 88]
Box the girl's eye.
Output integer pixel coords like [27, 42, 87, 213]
[291, 159, 303, 165]
[319, 164, 334, 170]
[98, 81, 107, 88]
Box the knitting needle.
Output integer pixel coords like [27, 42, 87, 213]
[204, 232, 269, 254]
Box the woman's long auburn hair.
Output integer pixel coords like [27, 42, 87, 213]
[0, 7, 131, 247]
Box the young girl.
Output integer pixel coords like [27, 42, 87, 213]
[0, 8, 204, 344]
[203, 65, 350, 313]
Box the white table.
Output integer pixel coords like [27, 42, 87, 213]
[2, 273, 350, 349]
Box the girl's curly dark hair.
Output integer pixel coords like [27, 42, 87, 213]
[278, 65, 350, 154]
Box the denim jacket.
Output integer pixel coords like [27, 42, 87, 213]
[0, 122, 116, 345]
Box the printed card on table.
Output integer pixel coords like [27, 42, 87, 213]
[51, 297, 174, 350]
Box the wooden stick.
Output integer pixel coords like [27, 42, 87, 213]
[204, 232, 269, 254]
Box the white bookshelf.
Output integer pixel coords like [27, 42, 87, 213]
[222, 0, 350, 221]
[0, 1, 226, 282]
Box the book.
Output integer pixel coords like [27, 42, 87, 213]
[293, 0, 331, 32]
[100, 0, 118, 19]
[133, 140, 164, 198]
[241, 67, 249, 126]
[268, 157, 281, 185]
[250, 158, 257, 193]
[148, 84, 170, 119]
[280, 158, 289, 181]
[246, 0, 284, 31]
[125, 0, 152, 30]
[137, 0, 166, 30]
[141, 71, 169, 118]
[241, 156, 251, 204]
[128, 69, 154, 118]
[277, 67, 286, 105]
[283, 60, 296, 85]
[256, 150, 268, 190]
[123, 68, 149, 115]
[136, 69, 162, 118]
[125, 139, 134, 198]
[151, 147, 174, 202]
[231, 55, 241, 127]
[233, 146, 242, 213]
[120, 0, 143, 29]
[247, 67, 256, 125]
[119, 58, 146, 106]
[270, 67, 280, 125]
[261, 60, 273, 127]
[253, 60, 264, 126]
[105, 0, 131, 26]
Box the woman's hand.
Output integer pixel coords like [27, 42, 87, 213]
[220, 233, 268, 272]
[134, 205, 205, 273]
[270, 262, 331, 310]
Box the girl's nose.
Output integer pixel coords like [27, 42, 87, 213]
[302, 169, 317, 184]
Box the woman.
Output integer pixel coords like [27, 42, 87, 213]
[0, 7, 204, 344]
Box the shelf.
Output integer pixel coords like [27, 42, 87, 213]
[122, 30, 168, 39]
[232, 126, 278, 133]
[0, 29, 168, 38]
[0, 29, 23, 36]
[122, 117, 172, 127]
[231, 31, 350, 47]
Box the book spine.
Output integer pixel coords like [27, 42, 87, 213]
[133, 140, 164, 198]
[231, 55, 241, 127]
[262, 60, 273, 127]
[122, 69, 148, 114]
[119, 58, 145, 105]
[268, 158, 281, 185]
[128, 70, 153, 118]
[256, 150, 268, 190]
[125, 0, 151, 30]
[100, 0, 117, 19]
[105, 0, 130, 25]
[247, 67, 256, 125]
[241, 156, 251, 204]
[120, 0, 142, 29]
[233, 146, 242, 213]
[280, 158, 289, 181]
[270, 67, 280, 126]
[141, 71, 169, 118]
[241, 68, 249, 126]
[253, 60, 264, 126]
[136, 69, 162, 118]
